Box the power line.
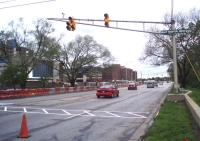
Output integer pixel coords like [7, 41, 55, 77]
[0, 0, 15, 4]
[0, 0, 56, 9]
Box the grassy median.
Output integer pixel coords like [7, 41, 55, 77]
[142, 87, 200, 141]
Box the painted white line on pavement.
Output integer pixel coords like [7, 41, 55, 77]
[0, 106, 150, 119]
[84, 110, 95, 116]
[43, 109, 48, 114]
[62, 110, 71, 115]
[127, 112, 147, 118]
[23, 108, 27, 112]
[0, 103, 13, 105]
[105, 111, 120, 117]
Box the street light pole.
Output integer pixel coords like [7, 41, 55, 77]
[172, 18, 179, 93]
[171, 0, 178, 93]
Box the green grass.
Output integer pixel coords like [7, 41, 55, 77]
[142, 86, 200, 141]
[187, 87, 200, 106]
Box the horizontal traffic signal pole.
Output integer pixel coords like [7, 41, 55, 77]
[47, 18, 171, 24]
[47, 18, 161, 34]
[76, 22, 161, 34]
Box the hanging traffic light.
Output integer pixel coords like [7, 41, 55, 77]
[66, 16, 76, 31]
[104, 13, 109, 27]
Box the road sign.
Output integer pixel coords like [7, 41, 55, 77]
[160, 29, 187, 35]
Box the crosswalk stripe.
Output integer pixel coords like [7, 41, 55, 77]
[43, 109, 48, 114]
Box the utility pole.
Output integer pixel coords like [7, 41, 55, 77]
[171, 18, 179, 93]
[171, 0, 179, 93]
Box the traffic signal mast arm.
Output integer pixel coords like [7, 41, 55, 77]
[48, 18, 171, 24]
[47, 18, 169, 34]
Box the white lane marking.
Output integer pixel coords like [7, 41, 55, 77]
[23, 108, 27, 112]
[43, 109, 48, 114]
[127, 112, 147, 118]
[0, 103, 13, 105]
[84, 110, 95, 116]
[62, 110, 71, 115]
[105, 111, 120, 117]
[0, 106, 150, 119]
[64, 111, 90, 119]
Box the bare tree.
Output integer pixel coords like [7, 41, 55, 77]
[139, 8, 200, 88]
[54, 35, 115, 87]
[0, 18, 63, 89]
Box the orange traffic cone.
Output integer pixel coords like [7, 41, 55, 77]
[18, 114, 31, 138]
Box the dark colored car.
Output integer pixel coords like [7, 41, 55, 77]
[96, 85, 119, 98]
[128, 83, 137, 90]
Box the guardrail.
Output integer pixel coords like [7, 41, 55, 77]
[0, 84, 128, 99]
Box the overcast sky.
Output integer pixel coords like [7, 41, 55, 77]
[1, 0, 200, 78]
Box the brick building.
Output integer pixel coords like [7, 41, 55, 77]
[102, 64, 137, 82]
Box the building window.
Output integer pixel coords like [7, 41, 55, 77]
[33, 62, 53, 77]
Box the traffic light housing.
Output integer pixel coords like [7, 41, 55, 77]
[104, 13, 109, 27]
[66, 16, 76, 31]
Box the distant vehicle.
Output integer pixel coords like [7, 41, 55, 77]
[96, 85, 119, 98]
[128, 83, 137, 90]
[147, 81, 154, 88]
[159, 82, 163, 85]
[154, 82, 158, 87]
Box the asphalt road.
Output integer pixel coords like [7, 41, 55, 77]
[0, 83, 172, 141]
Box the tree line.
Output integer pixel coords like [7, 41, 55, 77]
[0, 18, 115, 89]
[1, 8, 200, 89]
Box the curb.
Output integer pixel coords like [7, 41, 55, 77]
[129, 85, 172, 141]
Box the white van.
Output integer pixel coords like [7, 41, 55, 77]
[147, 81, 154, 88]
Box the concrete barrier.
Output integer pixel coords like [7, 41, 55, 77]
[185, 94, 200, 127]
[49, 88, 55, 94]
[0, 85, 126, 99]
[60, 87, 65, 93]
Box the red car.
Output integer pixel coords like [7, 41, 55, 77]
[96, 85, 119, 98]
[128, 83, 137, 90]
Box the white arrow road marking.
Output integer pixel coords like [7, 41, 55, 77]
[4, 107, 7, 111]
